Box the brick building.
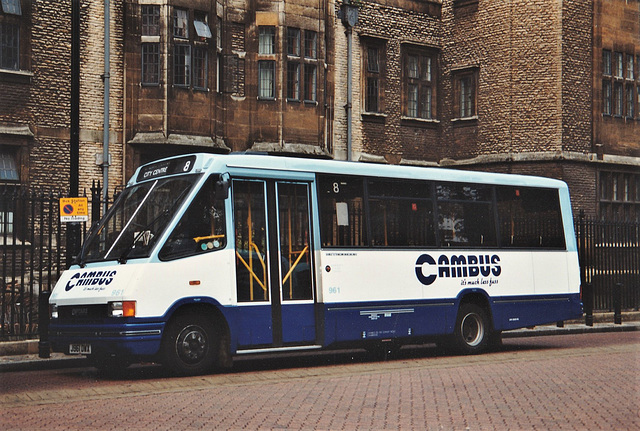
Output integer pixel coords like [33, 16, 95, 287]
[335, 0, 639, 220]
[123, 0, 334, 172]
[1, 0, 639, 221]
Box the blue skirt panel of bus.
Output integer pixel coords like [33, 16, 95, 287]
[323, 300, 452, 345]
[490, 293, 582, 331]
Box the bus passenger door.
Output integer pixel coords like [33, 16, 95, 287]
[233, 179, 316, 348]
[275, 182, 315, 345]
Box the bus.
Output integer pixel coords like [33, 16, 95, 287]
[49, 153, 582, 375]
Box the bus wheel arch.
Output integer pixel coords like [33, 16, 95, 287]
[450, 293, 496, 355]
[160, 304, 231, 375]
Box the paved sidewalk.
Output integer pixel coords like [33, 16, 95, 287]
[1, 312, 638, 373]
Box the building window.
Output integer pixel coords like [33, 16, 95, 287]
[613, 52, 623, 78]
[216, 16, 222, 93]
[287, 27, 300, 57]
[613, 82, 623, 116]
[173, 8, 188, 38]
[1, 0, 21, 16]
[0, 21, 18, 70]
[286, 27, 300, 101]
[603, 80, 612, 115]
[141, 5, 160, 36]
[626, 54, 634, 80]
[304, 30, 316, 59]
[453, 69, 477, 118]
[193, 11, 211, 40]
[141, 43, 160, 85]
[363, 40, 385, 113]
[258, 60, 275, 99]
[600, 171, 640, 221]
[603, 50, 611, 76]
[403, 48, 435, 119]
[174, 44, 191, 86]
[304, 63, 316, 102]
[258, 26, 275, 100]
[169, 8, 211, 89]
[0, 149, 18, 181]
[625, 84, 634, 119]
[287, 62, 300, 100]
[193, 46, 207, 89]
[259, 26, 275, 55]
[286, 28, 317, 103]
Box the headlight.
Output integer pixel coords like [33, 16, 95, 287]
[50, 304, 58, 319]
[108, 301, 136, 317]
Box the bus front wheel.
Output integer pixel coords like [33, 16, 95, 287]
[161, 313, 218, 376]
[452, 303, 490, 355]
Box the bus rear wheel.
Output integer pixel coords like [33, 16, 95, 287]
[452, 303, 490, 355]
[161, 313, 218, 376]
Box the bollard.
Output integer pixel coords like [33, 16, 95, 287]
[38, 290, 51, 358]
[613, 283, 622, 325]
[583, 283, 593, 327]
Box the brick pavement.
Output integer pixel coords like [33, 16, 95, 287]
[1, 332, 638, 430]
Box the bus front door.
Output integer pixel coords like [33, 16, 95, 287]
[234, 179, 316, 349]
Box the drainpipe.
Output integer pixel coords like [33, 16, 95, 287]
[102, 0, 110, 214]
[341, 0, 358, 161]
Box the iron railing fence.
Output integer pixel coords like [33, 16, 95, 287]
[1, 185, 639, 340]
[576, 211, 640, 312]
[0, 182, 115, 340]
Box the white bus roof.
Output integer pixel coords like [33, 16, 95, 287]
[130, 153, 569, 190]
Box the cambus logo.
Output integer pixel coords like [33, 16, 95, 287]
[65, 271, 117, 291]
[415, 253, 501, 286]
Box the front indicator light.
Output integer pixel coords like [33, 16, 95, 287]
[109, 301, 136, 317]
[50, 304, 58, 319]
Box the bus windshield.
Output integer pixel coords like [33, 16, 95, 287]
[79, 175, 201, 264]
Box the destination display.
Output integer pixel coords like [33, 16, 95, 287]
[136, 155, 197, 182]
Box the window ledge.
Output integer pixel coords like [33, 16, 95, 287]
[451, 115, 478, 123]
[0, 69, 33, 84]
[401, 116, 440, 127]
[361, 112, 387, 123]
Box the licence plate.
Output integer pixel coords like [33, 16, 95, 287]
[69, 343, 91, 355]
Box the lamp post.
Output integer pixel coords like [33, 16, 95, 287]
[340, 0, 358, 161]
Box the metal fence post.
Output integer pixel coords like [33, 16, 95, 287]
[584, 283, 594, 326]
[38, 290, 51, 358]
[614, 283, 622, 324]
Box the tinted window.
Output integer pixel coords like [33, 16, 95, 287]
[496, 186, 565, 248]
[436, 183, 496, 247]
[368, 179, 435, 247]
[318, 175, 366, 247]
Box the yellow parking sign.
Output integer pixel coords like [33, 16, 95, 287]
[59, 197, 89, 222]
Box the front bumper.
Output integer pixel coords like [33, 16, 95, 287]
[50, 321, 165, 358]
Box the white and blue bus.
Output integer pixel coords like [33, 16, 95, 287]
[49, 153, 582, 375]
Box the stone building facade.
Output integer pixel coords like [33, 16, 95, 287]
[0, 0, 125, 198]
[123, 0, 334, 172]
[335, 0, 639, 220]
[1, 0, 71, 191]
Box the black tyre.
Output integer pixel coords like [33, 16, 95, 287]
[161, 313, 218, 376]
[452, 303, 490, 355]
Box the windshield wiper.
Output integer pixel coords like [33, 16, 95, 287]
[117, 187, 191, 264]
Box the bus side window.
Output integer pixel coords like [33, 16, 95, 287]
[436, 183, 496, 248]
[496, 186, 565, 248]
[158, 176, 227, 260]
[318, 175, 367, 247]
[368, 179, 435, 247]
